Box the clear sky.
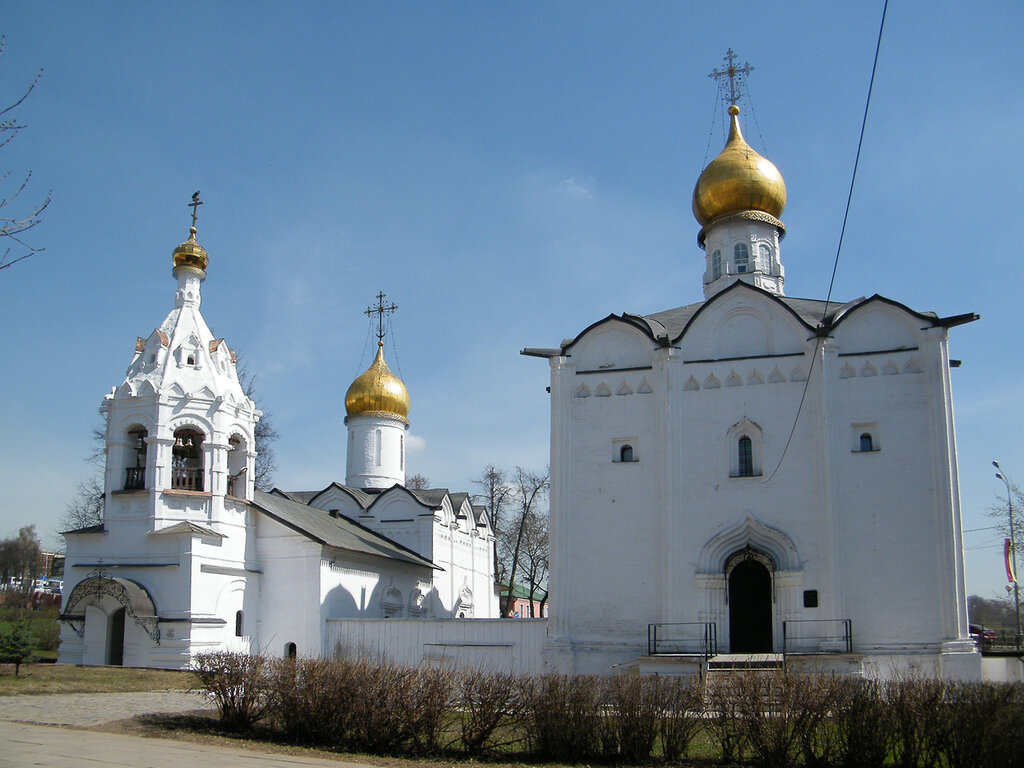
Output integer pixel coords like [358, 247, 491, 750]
[1, 2, 1021, 600]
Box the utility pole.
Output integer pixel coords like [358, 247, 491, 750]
[993, 460, 1021, 649]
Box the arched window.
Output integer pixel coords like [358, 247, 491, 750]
[171, 428, 204, 491]
[284, 642, 297, 660]
[711, 250, 722, 280]
[738, 436, 754, 477]
[759, 243, 772, 274]
[374, 429, 382, 467]
[859, 433, 874, 452]
[620, 444, 634, 463]
[234, 610, 243, 637]
[227, 435, 247, 497]
[734, 243, 749, 273]
[124, 427, 148, 490]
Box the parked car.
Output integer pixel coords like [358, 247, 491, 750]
[969, 623, 997, 642]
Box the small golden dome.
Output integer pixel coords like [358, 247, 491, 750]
[692, 105, 786, 227]
[172, 226, 209, 274]
[345, 341, 410, 422]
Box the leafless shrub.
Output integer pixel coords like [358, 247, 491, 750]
[458, 668, 525, 755]
[736, 672, 834, 768]
[886, 675, 944, 768]
[596, 674, 663, 764]
[794, 675, 844, 768]
[192, 651, 272, 732]
[269, 657, 364, 746]
[936, 681, 1024, 768]
[704, 672, 749, 764]
[831, 677, 891, 768]
[528, 673, 602, 761]
[659, 675, 705, 763]
[402, 665, 458, 754]
[351, 662, 417, 754]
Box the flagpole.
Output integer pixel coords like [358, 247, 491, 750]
[993, 461, 1021, 650]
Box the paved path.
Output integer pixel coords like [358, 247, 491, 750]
[0, 690, 212, 726]
[0, 691, 370, 766]
[1, 721, 377, 767]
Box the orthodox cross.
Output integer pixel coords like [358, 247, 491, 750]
[365, 291, 398, 342]
[188, 191, 203, 228]
[708, 48, 754, 107]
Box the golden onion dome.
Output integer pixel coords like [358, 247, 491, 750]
[172, 226, 209, 274]
[345, 341, 410, 422]
[692, 105, 786, 227]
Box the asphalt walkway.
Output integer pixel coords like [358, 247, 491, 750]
[0, 691, 373, 767]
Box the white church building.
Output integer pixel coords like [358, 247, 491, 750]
[61, 73, 984, 680]
[58, 219, 497, 668]
[523, 102, 981, 679]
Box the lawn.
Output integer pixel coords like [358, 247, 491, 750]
[0, 663, 193, 695]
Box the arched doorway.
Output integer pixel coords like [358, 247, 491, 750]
[108, 608, 126, 666]
[727, 547, 773, 653]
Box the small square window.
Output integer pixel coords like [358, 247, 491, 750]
[803, 590, 819, 608]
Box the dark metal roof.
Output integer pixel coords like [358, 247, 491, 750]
[61, 524, 106, 536]
[251, 490, 436, 570]
[538, 281, 965, 355]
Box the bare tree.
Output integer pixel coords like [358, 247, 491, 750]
[0, 36, 49, 272]
[501, 467, 549, 618]
[473, 465, 513, 583]
[237, 359, 278, 491]
[517, 507, 549, 616]
[60, 476, 105, 532]
[406, 473, 430, 490]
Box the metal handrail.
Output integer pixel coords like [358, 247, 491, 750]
[648, 622, 718, 660]
[782, 618, 852, 656]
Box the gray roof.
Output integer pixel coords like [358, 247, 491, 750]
[251, 490, 436, 570]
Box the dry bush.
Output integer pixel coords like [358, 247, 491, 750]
[735, 672, 834, 768]
[269, 657, 364, 746]
[659, 675, 705, 763]
[350, 662, 417, 754]
[458, 668, 526, 755]
[192, 651, 272, 732]
[936, 681, 1024, 768]
[831, 678, 891, 768]
[704, 672, 749, 764]
[886, 675, 944, 768]
[528, 673, 602, 761]
[401, 665, 458, 754]
[597, 674, 663, 764]
[794, 675, 844, 768]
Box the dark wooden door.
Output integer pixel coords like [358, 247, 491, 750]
[728, 559, 772, 653]
[108, 608, 126, 666]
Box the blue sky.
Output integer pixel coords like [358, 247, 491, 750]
[1, 2, 1021, 599]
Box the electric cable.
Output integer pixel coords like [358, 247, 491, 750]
[761, 0, 888, 483]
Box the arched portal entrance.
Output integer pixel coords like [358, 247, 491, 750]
[108, 608, 126, 666]
[726, 547, 773, 653]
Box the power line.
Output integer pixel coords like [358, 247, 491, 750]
[761, 0, 889, 483]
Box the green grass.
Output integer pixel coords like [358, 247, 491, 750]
[0, 663, 194, 695]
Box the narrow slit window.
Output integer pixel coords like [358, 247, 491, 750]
[711, 250, 722, 280]
[235, 610, 243, 637]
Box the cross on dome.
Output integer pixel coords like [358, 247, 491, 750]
[708, 48, 754, 108]
[365, 290, 398, 343]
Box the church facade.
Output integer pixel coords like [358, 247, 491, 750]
[58, 220, 496, 669]
[525, 103, 981, 679]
